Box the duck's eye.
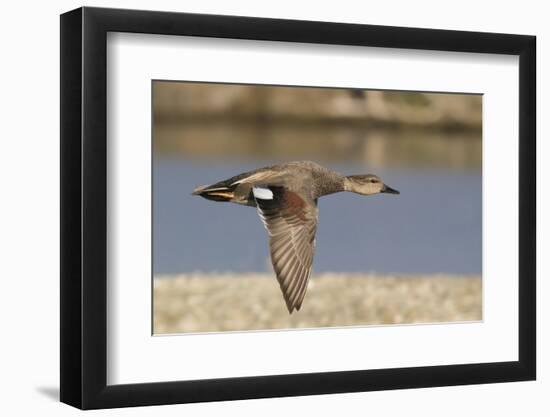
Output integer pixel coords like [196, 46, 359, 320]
[370, 179, 377, 183]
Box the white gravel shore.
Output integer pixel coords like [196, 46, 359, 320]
[153, 273, 482, 334]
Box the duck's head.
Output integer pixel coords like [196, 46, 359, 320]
[344, 174, 400, 196]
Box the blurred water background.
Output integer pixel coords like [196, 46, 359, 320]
[153, 82, 482, 276]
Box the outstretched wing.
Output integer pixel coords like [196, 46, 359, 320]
[253, 186, 318, 313]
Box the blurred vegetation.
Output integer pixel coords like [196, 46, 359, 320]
[153, 82, 482, 169]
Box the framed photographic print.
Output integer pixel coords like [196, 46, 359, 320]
[60, 6, 536, 409]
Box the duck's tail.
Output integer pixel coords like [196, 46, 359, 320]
[192, 184, 236, 202]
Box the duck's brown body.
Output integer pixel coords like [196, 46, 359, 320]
[193, 161, 346, 206]
[193, 161, 399, 313]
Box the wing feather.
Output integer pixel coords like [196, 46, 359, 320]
[253, 186, 318, 313]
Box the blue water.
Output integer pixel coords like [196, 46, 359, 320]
[153, 158, 481, 275]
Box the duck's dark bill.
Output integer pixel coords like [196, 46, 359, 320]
[382, 185, 400, 194]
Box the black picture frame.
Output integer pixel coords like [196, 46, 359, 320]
[60, 6, 536, 410]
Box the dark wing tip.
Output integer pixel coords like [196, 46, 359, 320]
[285, 300, 296, 314]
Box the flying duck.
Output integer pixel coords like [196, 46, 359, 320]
[192, 160, 399, 313]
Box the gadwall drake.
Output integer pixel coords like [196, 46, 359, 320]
[193, 160, 399, 313]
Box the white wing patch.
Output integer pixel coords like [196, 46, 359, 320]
[252, 187, 273, 200]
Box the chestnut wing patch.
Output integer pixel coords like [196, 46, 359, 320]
[254, 186, 318, 313]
